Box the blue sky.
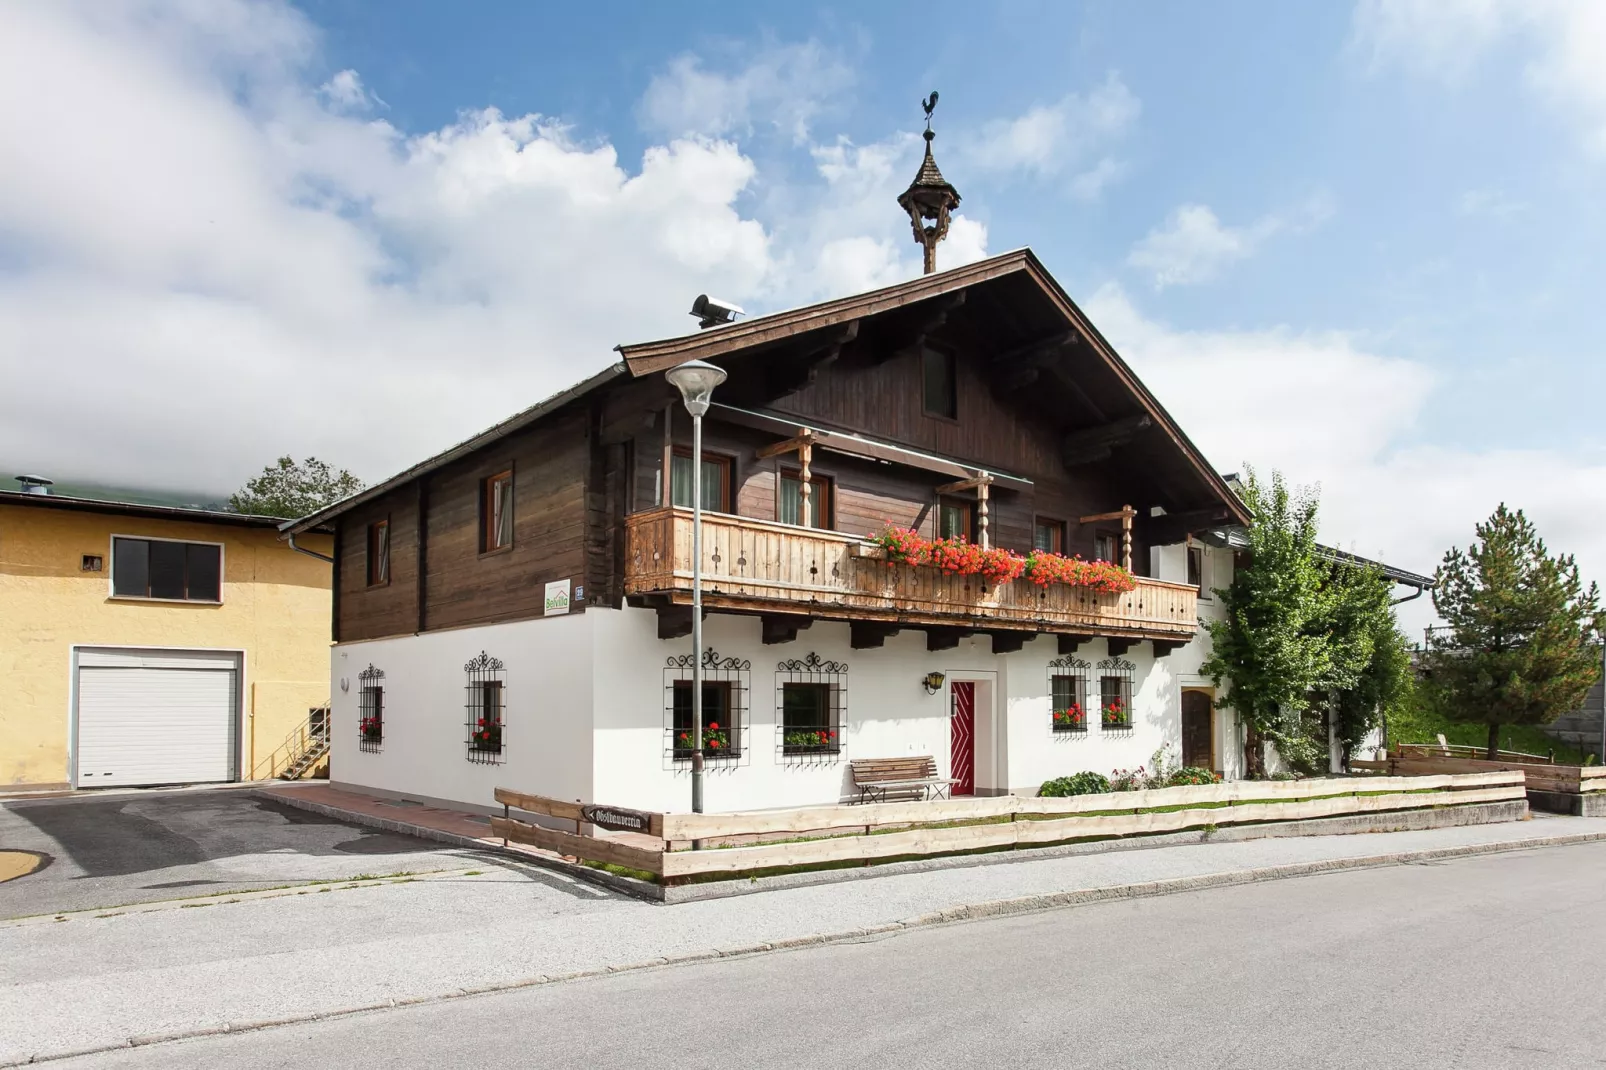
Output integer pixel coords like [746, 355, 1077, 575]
[2, 0, 1603, 628]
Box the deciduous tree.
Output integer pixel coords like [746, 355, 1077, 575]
[229, 456, 364, 519]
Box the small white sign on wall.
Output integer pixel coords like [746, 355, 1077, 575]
[544, 579, 572, 616]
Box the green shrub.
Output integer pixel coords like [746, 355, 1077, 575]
[1167, 766, 1221, 787]
[1039, 772, 1111, 797]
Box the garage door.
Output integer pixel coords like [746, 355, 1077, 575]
[76, 649, 240, 787]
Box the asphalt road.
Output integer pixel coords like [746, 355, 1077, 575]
[50, 841, 1606, 1070]
[0, 787, 490, 917]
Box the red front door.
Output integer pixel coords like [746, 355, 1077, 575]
[950, 681, 975, 796]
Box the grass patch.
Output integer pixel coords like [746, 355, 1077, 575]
[1390, 699, 1590, 764]
[579, 860, 659, 884]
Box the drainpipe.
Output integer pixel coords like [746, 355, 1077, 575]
[1390, 584, 1427, 607]
[287, 532, 334, 564]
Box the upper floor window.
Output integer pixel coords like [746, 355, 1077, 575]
[671, 448, 731, 513]
[480, 470, 514, 553]
[922, 348, 957, 419]
[1188, 545, 1206, 594]
[366, 519, 390, 587]
[1094, 531, 1117, 564]
[1033, 518, 1065, 554]
[778, 468, 832, 529]
[938, 497, 974, 541]
[110, 537, 221, 602]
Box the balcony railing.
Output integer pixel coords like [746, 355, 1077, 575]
[624, 508, 1199, 641]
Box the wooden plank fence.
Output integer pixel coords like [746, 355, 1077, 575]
[1354, 755, 1606, 795]
[490, 773, 1525, 884]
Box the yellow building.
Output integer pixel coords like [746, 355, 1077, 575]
[0, 485, 333, 791]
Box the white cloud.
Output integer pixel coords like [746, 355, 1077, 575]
[1354, 0, 1606, 153]
[1087, 283, 1606, 632]
[638, 40, 854, 144]
[0, 4, 986, 497]
[1127, 196, 1332, 289]
[960, 74, 1140, 197]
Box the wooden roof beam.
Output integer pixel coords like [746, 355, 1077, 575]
[1062, 414, 1153, 467]
[877, 292, 967, 366]
[755, 428, 817, 460]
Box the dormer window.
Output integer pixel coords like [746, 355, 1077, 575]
[922, 348, 957, 419]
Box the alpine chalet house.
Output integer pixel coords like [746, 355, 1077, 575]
[289, 119, 1302, 815]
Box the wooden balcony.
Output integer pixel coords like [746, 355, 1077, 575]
[624, 508, 1199, 646]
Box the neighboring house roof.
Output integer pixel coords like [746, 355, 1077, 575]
[0, 490, 325, 532]
[285, 247, 1251, 535]
[1316, 546, 1434, 590]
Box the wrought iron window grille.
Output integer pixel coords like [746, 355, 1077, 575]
[1098, 657, 1135, 731]
[777, 652, 848, 763]
[464, 651, 506, 764]
[664, 648, 750, 767]
[358, 664, 385, 752]
[1048, 655, 1090, 734]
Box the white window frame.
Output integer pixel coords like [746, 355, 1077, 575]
[107, 533, 227, 605]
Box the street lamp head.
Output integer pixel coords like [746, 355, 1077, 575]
[665, 360, 727, 418]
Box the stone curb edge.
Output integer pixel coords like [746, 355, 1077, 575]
[7, 829, 1605, 1067]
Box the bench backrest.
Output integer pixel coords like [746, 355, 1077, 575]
[851, 756, 938, 784]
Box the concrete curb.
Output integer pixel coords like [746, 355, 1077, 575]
[6, 829, 1605, 1068]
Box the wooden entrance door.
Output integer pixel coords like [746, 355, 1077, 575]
[950, 681, 975, 796]
[1181, 690, 1213, 771]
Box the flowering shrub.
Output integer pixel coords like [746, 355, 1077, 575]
[470, 715, 502, 752]
[359, 716, 382, 743]
[1051, 703, 1086, 731]
[1101, 698, 1130, 728]
[871, 526, 1136, 593]
[1108, 766, 1150, 792]
[1039, 771, 1111, 797]
[676, 721, 730, 754]
[783, 729, 837, 750]
[1168, 766, 1220, 786]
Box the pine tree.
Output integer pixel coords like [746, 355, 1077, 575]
[1423, 504, 1603, 759]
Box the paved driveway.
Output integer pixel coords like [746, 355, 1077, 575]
[0, 787, 495, 919]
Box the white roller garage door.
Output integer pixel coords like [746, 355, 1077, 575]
[75, 649, 240, 787]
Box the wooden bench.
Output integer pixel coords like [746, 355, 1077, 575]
[850, 756, 960, 804]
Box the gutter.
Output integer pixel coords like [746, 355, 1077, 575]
[286, 532, 334, 564]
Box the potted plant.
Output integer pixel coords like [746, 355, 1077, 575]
[1052, 703, 1085, 731]
[1101, 698, 1129, 728]
[360, 716, 382, 744]
[471, 715, 502, 752]
[677, 721, 731, 756]
[784, 728, 838, 752]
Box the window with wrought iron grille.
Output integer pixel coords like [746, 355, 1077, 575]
[665, 649, 749, 763]
[358, 665, 385, 752]
[777, 652, 847, 760]
[1048, 656, 1089, 733]
[464, 651, 505, 763]
[1098, 657, 1135, 729]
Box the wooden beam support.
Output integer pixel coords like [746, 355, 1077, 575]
[989, 330, 1078, 368]
[755, 428, 817, 460]
[1080, 504, 1137, 572]
[876, 293, 966, 366]
[850, 621, 900, 649]
[762, 614, 812, 645]
[1106, 637, 1137, 658]
[759, 323, 859, 402]
[1062, 414, 1153, 467]
[1151, 639, 1185, 658]
[1145, 506, 1236, 547]
[925, 627, 971, 652]
[1057, 634, 1094, 655]
[988, 631, 1033, 655]
[934, 473, 993, 495]
[655, 603, 700, 640]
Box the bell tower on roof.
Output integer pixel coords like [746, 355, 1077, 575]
[897, 91, 962, 275]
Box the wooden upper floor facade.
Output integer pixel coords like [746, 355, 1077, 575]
[288, 250, 1248, 651]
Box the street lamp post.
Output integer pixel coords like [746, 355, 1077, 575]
[664, 359, 727, 814]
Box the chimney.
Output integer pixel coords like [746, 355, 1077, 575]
[15, 474, 53, 495]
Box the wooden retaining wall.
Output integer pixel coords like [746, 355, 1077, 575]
[1353, 755, 1606, 796]
[489, 773, 1525, 884]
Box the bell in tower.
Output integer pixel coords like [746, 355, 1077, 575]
[897, 91, 962, 275]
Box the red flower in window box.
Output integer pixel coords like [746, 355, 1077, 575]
[870, 526, 1136, 593]
[1052, 703, 1085, 729]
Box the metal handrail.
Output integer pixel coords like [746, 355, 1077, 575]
[250, 710, 331, 781]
